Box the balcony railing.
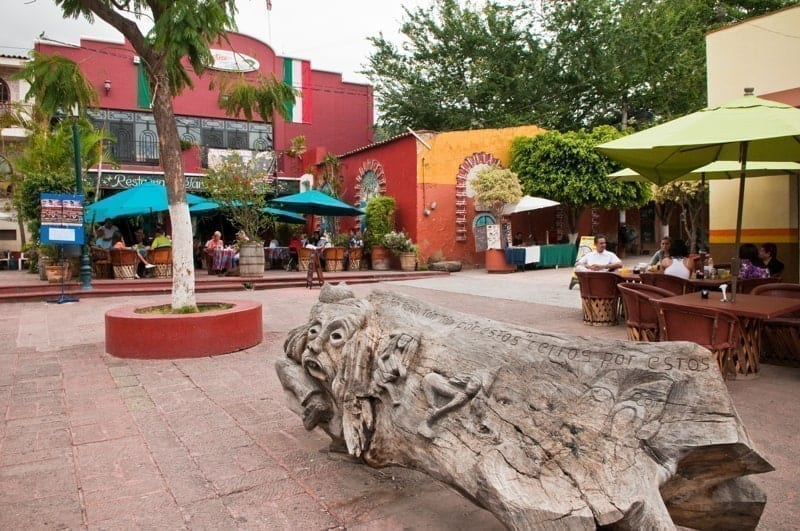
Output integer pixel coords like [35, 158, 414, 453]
[108, 140, 161, 166]
[105, 142, 299, 177]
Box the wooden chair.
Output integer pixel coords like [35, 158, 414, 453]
[639, 272, 695, 295]
[347, 247, 364, 271]
[751, 283, 800, 366]
[90, 247, 113, 279]
[575, 271, 622, 326]
[297, 247, 314, 271]
[737, 276, 780, 294]
[109, 248, 138, 279]
[322, 246, 345, 272]
[654, 299, 740, 379]
[617, 283, 674, 341]
[149, 247, 172, 278]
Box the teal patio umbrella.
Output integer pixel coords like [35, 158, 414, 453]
[597, 90, 800, 294]
[85, 182, 206, 221]
[267, 189, 364, 216]
[190, 200, 307, 224]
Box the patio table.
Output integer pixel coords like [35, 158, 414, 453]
[211, 248, 236, 273]
[505, 245, 540, 268]
[535, 243, 578, 268]
[665, 292, 800, 378]
[265, 246, 291, 269]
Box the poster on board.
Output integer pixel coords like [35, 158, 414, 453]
[40, 193, 85, 245]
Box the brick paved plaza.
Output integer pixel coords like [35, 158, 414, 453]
[0, 265, 797, 529]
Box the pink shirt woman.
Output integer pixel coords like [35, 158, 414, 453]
[205, 231, 224, 252]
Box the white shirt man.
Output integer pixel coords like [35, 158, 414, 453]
[575, 235, 622, 272]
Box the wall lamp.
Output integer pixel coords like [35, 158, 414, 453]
[103, 80, 112, 95]
[423, 201, 438, 217]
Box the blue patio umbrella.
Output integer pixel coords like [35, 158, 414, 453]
[190, 200, 307, 224]
[267, 189, 364, 216]
[85, 182, 206, 221]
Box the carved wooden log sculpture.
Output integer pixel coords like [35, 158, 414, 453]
[276, 284, 773, 530]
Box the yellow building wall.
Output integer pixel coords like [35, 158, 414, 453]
[706, 5, 800, 105]
[418, 125, 546, 184]
[706, 6, 800, 281]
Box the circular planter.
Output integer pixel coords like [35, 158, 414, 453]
[398, 252, 417, 271]
[105, 300, 262, 359]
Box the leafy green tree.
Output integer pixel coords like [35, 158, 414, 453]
[510, 126, 651, 241]
[204, 152, 275, 243]
[11, 52, 108, 245]
[471, 167, 523, 218]
[653, 181, 707, 253]
[53, 0, 241, 311]
[537, 0, 795, 130]
[13, 120, 107, 239]
[364, 0, 553, 136]
[366, 0, 794, 134]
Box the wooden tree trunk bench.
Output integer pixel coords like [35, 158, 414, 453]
[276, 284, 773, 530]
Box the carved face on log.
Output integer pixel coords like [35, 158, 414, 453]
[277, 285, 773, 530]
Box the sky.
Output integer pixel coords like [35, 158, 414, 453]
[1, 0, 430, 84]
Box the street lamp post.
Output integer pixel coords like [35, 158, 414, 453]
[72, 123, 92, 290]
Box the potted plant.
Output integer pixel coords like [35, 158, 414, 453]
[364, 196, 396, 270]
[205, 152, 274, 277]
[383, 230, 418, 271]
[38, 244, 70, 283]
[472, 167, 523, 273]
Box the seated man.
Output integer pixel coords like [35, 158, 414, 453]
[759, 242, 784, 277]
[574, 234, 622, 272]
[150, 226, 172, 249]
[512, 232, 524, 246]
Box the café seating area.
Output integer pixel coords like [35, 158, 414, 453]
[576, 268, 800, 380]
[654, 298, 740, 379]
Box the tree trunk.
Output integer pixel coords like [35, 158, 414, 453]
[150, 72, 196, 311]
[277, 286, 772, 530]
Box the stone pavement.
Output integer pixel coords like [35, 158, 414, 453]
[0, 262, 797, 529]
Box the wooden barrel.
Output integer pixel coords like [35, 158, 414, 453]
[298, 247, 313, 271]
[323, 247, 345, 272]
[238, 243, 265, 278]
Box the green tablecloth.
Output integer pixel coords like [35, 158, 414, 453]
[535, 243, 577, 268]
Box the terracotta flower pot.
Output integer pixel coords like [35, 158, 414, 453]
[370, 245, 391, 270]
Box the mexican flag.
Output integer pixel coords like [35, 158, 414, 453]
[283, 58, 312, 124]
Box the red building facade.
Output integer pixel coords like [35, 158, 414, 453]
[35, 32, 373, 194]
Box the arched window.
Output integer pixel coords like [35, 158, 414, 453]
[473, 213, 496, 227]
[0, 79, 10, 103]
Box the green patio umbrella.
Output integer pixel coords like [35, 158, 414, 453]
[609, 161, 800, 182]
[267, 189, 364, 216]
[597, 90, 800, 296]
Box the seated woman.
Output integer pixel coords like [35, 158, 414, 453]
[738, 243, 770, 279]
[660, 239, 695, 279]
[112, 233, 155, 277]
[205, 231, 225, 252]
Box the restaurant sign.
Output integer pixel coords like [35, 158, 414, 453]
[85, 171, 300, 196]
[85, 172, 205, 192]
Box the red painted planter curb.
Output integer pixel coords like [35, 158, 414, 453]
[105, 300, 262, 359]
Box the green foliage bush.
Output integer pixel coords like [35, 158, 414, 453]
[364, 196, 396, 250]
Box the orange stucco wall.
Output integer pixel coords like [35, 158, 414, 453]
[339, 125, 548, 267]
